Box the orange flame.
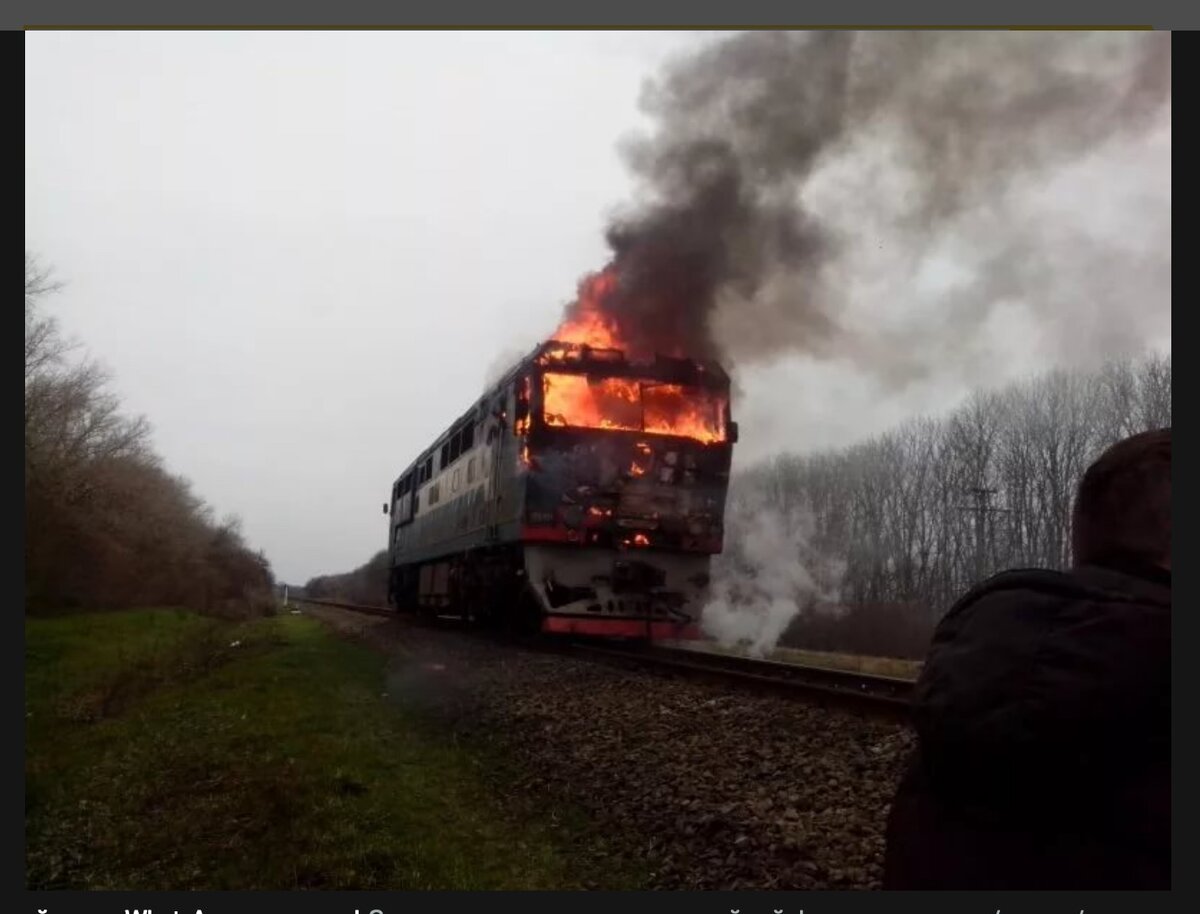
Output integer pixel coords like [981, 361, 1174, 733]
[545, 266, 727, 444]
[542, 373, 726, 444]
[516, 375, 532, 466]
[553, 269, 622, 350]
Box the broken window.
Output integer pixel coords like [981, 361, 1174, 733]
[541, 372, 727, 444]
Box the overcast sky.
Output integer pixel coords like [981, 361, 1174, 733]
[25, 31, 1170, 585]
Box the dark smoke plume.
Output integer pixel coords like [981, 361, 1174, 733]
[560, 31, 1170, 378]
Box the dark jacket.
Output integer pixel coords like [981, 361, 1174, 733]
[883, 563, 1170, 889]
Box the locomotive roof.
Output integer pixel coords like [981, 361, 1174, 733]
[391, 339, 730, 486]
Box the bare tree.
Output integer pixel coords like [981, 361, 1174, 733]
[721, 351, 1171, 659]
[24, 250, 274, 614]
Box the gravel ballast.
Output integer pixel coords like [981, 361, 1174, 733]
[305, 606, 916, 890]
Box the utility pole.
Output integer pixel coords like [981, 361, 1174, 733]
[956, 486, 1011, 583]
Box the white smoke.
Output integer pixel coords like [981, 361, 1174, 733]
[701, 490, 845, 657]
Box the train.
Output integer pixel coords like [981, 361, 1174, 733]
[384, 339, 736, 638]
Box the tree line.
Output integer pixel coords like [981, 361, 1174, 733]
[24, 253, 275, 615]
[725, 352, 1171, 657]
[302, 550, 389, 606]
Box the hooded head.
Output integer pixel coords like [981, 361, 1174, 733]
[1072, 428, 1171, 574]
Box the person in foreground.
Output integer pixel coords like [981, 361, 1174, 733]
[883, 427, 1170, 889]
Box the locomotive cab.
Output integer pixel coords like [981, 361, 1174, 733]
[514, 343, 734, 638]
[387, 340, 735, 641]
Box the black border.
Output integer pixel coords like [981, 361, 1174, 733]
[10, 890, 1192, 912]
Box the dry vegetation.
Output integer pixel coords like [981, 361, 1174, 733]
[302, 549, 389, 605]
[24, 252, 274, 614]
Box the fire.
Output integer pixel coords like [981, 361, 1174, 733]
[630, 440, 651, 477]
[544, 265, 727, 444]
[623, 532, 652, 548]
[542, 372, 726, 444]
[516, 376, 532, 466]
[552, 269, 622, 350]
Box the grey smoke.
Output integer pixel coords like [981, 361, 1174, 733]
[578, 31, 1170, 384]
[483, 343, 536, 389]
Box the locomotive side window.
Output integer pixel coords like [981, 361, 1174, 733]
[449, 431, 461, 463]
[461, 422, 474, 451]
[440, 442, 450, 469]
[424, 456, 433, 479]
[393, 472, 416, 526]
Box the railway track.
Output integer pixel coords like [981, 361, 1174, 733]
[292, 597, 915, 717]
[293, 597, 393, 617]
[570, 642, 914, 716]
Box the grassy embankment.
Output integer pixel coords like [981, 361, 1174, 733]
[26, 608, 639, 890]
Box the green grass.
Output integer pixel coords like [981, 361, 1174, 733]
[26, 608, 640, 890]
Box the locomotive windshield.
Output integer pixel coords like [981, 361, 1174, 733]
[541, 371, 727, 444]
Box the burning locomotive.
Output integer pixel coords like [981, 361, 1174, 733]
[385, 338, 737, 638]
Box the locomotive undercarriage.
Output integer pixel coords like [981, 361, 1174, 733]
[387, 543, 708, 638]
